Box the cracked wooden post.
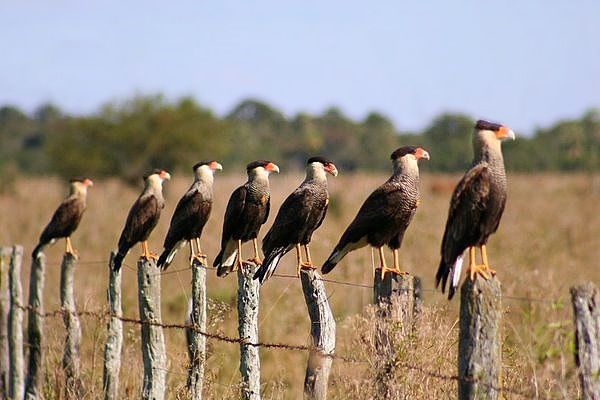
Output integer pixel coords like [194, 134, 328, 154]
[237, 262, 260, 400]
[8, 245, 24, 400]
[186, 258, 207, 399]
[458, 276, 502, 400]
[373, 271, 419, 398]
[138, 257, 166, 400]
[1, 247, 12, 398]
[25, 252, 46, 399]
[60, 253, 83, 398]
[103, 252, 123, 400]
[300, 269, 335, 400]
[570, 282, 600, 400]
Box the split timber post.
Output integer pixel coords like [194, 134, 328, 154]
[60, 253, 83, 397]
[300, 269, 335, 400]
[570, 282, 600, 400]
[103, 252, 123, 400]
[458, 276, 502, 400]
[1, 246, 12, 398]
[8, 245, 24, 400]
[25, 252, 46, 399]
[373, 271, 420, 399]
[237, 262, 261, 400]
[137, 257, 167, 400]
[186, 258, 207, 399]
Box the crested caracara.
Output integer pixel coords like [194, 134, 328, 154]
[322, 147, 429, 277]
[32, 178, 94, 259]
[214, 160, 279, 277]
[254, 157, 338, 284]
[157, 161, 222, 270]
[113, 169, 171, 271]
[436, 120, 515, 299]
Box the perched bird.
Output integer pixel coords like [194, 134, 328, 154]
[113, 169, 171, 271]
[322, 146, 430, 277]
[214, 160, 280, 277]
[436, 120, 515, 299]
[157, 161, 223, 270]
[32, 178, 94, 259]
[254, 157, 338, 284]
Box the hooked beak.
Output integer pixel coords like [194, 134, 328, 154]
[416, 148, 430, 161]
[267, 163, 280, 174]
[326, 164, 339, 177]
[496, 126, 516, 141]
[211, 161, 223, 171]
[84, 178, 94, 187]
[160, 171, 171, 180]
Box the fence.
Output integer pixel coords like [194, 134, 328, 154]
[0, 245, 597, 400]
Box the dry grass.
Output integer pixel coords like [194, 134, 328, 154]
[0, 172, 598, 399]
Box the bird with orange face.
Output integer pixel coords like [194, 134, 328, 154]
[436, 120, 515, 299]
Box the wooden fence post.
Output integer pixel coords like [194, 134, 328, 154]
[372, 271, 420, 398]
[237, 262, 260, 400]
[137, 257, 167, 400]
[0, 247, 11, 398]
[103, 252, 123, 400]
[25, 252, 46, 399]
[570, 282, 600, 400]
[186, 258, 207, 400]
[458, 276, 502, 400]
[300, 269, 335, 400]
[8, 245, 24, 400]
[60, 253, 83, 397]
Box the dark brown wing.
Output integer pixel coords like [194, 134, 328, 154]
[436, 164, 491, 295]
[163, 190, 211, 249]
[39, 197, 85, 244]
[118, 194, 161, 254]
[220, 185, 247, 247]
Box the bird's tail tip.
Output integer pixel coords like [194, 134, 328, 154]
[112, 253, 124, 272]
[157, 250, 170, 271]
[253, 247, 285, 284]
[31, 244, 44, 259]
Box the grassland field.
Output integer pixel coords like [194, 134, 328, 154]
[0, 172, 598, 399]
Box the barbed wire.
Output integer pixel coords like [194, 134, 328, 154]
[40, 257, 559, 305]
[12, 303, 558, 399]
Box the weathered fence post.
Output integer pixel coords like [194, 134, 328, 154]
[300, 269, 335, 400]
[137, 257, 166, 400]
[237, 262, 260, 400]
[8, 245, 24, 400]
[60, 253, 83, 398]
[103, 252, 123, 400]
[570, 282, 600, 400]
[186, 258, 207, 400]
[25, 252, 46, 399]
[0, 247, 11, 398]
[372, 271, 420, 398]
[458, 276, 502, 400]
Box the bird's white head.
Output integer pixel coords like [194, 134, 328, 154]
[193, 160, 223, 181]
[306, 156, 338, 181]
[247, 160, 280, 180]
[69, 177, 94, 196]
[145, 169, 171, 189]
[390, 146, 430, 175]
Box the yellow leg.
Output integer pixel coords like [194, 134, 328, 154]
[296, 244, 303, 277]
[191, 238, 207, 263]
[300, 244, 318, 271]
[141, 241, 158, 261]
[469, 246, 489, 280]
[189, 240, 195, 264]
[65, 237, 77, 256]
[378, 247, 391, 279]
[250, 239, 262, 265]
[480, 245, 497, 276]
[234, 240, 243, 272]
[390, 249, 408, 275]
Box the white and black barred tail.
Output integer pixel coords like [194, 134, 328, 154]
[157, 240, 185, 271]
[435, 255, 463, 300]
[214, 240, 238, 277]
[253, 246, 287, 284]
[321, 246, 346, 274]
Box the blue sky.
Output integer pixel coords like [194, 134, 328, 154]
[1, 1, 598, 134]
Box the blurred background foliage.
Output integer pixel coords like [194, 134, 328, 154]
[1, 94, 598, 183]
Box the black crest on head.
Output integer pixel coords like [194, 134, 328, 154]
[390, 146, 418, 160]
[307, 156, 333, 165]
[475, 120, 502, 132]
[193, 161, 215, 171]
[246, 160, 271, 171]
[143, 169, 164, 180]
[69, 177, 86, 183]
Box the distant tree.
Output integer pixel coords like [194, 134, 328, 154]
[360, 112, 400, 170]
[422, 113, 474, 172]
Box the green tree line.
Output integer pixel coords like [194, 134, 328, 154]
[0, 94, 598, 183]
